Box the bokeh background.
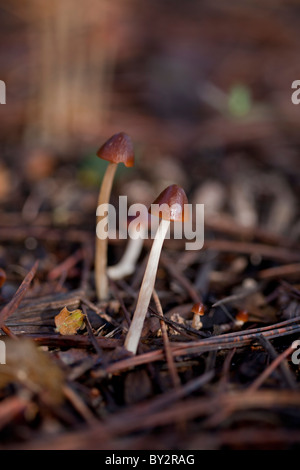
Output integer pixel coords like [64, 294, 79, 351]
[1, 0, 300, 451]
[0, 0, 299, 264]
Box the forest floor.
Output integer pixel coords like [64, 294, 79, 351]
[0, 1, 300, 449]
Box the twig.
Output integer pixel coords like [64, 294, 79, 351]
[248, 344, 296, 392]
[218, 348, 236, 392]
[109, 279, 131, 327]
[256, 335, 297, 389]
[0, 261, 38, 329]
[149, 307, 208, 338]
[152, 290, 180, 388]
[63, 384, 97, 425]
[47, 249, 83, 281]
[82, 305, 106, 362]
[24, 333, 121, 349]
[212, 284, 260, 308]
[0, 325, 19, 340]
[161, 253, 201, 304]
[258, 263, 300, 280]
[80, 297, 121, 329]
[91, 318, 300, 376]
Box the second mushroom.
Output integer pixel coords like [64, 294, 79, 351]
[95, 132, 134, 301]
[124, 184, 188, 354]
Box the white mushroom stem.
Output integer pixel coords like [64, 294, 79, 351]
[192, 314, 203, 330]
[107, 227, 146, 280]
[124, 218, 170, 354]
[95, 162, 117, 301]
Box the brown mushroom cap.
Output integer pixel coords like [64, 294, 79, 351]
[149, 184, 189, 222]
[97, 132, 134, 168]
[236, 310, 249, 323]
[191, 302, 205, 316]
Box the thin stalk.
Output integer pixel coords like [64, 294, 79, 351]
[124, 219, 170, 354]
[95, 162, 117, 300]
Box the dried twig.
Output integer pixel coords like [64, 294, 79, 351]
[256, 335, 297, 389]
[0, 261, 39, 329]
[248, 344, 296, 392]
[152, 290, 180, 388]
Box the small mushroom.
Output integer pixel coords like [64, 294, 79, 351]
[191, 302, 205, 330]
[0, 268, 6, 289]
[95, 132, 134, 300]
[235, 310, 249, 327]
[124, 184, 188, 354]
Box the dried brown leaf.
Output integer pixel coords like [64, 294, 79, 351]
[55, 306, 85, 336]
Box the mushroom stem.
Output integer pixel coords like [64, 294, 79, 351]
[192, 315, 203, 330]
[191, 303, 204, 330]
[107, 229, 146, 280]
[124, 218, 170, 354]
[95, 161, 117, 300]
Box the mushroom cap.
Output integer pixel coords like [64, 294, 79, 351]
[149, 184, 189, 222]
[96, 132, 134, 167]
[191, 302, 205, 316]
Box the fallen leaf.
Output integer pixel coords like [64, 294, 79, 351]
[55, 306, 85, 335]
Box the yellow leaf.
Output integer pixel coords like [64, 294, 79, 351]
[55, 306, 85, 335]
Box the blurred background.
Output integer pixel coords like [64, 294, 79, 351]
[1, 1, 300, 450]
[0, 0, 299, 245]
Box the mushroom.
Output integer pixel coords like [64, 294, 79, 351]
[191, 302, 205, 330]
[235, 310, 249, 327]
[124, 184, 188, 354]
[107, 214, 149, 281]
[95, 132, 134, 300]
